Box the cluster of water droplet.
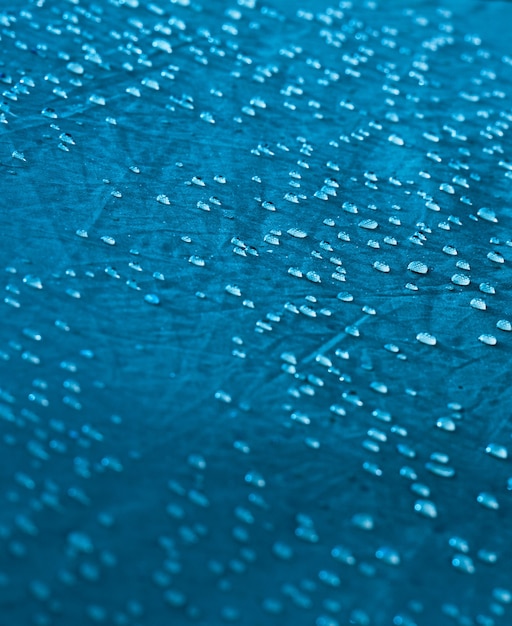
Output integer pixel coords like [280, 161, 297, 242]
[1, 0, 512, 624]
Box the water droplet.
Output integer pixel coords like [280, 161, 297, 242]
[215, 390, 232, 404]
[373, 261, 390, 273]
[388, 134, 405, 146]
[67, 531, 94, 553]
[477, 549, 498, 564]
[443, 245, 458, 256]
[485, 443, 508, 459]
[497, 319, 512, 331]
[414, 499, 437, 518]
[436, 417, 456, 432]
[477, 207, 498, 223]
[318, 570, 341, 587]
[477, 492, 499, 510]
[287, 227, 307, 239]
[473, 278, 491, 294]
[23, 275, 43, 289]
[493, 588, 512, 604]
[351, 513, 375, 530]
[370, 381, 388, 394]
[407, 261, 428, 274]
[452, 554, 475, 574]
[359, 219, 378, 230]
[375, 546, 401, 566]
[425, 461, 455, 478]
[144, 294, 160, 305]
[470, 298, 486, 310]
[331, 546, 356, 565]
[451, 274, 471, 286]
[416, 332, 437, 346]
[487, 251, 504, 264]
[156, 194, 170, 205]
[449, 536, 470, 553]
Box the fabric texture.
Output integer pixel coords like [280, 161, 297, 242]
[1, 1, 512, 625]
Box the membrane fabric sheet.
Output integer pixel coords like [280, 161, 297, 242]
[1, 0, 512, 625]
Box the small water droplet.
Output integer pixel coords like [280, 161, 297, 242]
[487, 250, 505, 264]
[451, 274, 471, 286]
[485, 443, 508, 459]
[449, 536, 470, 553]
[452, 554, 475, 574]
[477, 492, 499, 510]
[66, 61, 84, 75]
[144, 294, 160, 305]
[470, 298, 487, 310]
[477, 207, 498, 223]
[478, 334, 497, 346]
[416, 332, 437, 346]
[436, 417, 456, 432]
[414, 499, 437, 518]
[373, 261, 390, 273]
[156, 194, 170, 205]
[375, 546, 401, 566]
[407, 261, 428, 274]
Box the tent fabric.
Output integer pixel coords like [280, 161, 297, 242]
[1, 1, 512, 624]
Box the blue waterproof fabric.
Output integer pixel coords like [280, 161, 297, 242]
[1, 1, 512, 624]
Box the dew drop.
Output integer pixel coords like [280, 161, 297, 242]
[487, 251, 504, 264]
[452, 554, 475, 574]
[451, 274, 470, 286]
[478, 334, 497, 346]
[436, 417, 456, 432]
[407, 261, 428, 274]
[156, 194, 170, 205]
[67, 61, 84, 75]
[416, 332, 437, 346]
[376, 546, 401, 566]
[470, 298, 486, 310]
[414, 499, 437, 518]
[23, 275, 43, 289]
[477, 207, 498, 223]
[373, 261, 390, 273]
[496, 319, 512, 331]
[477, 492, 499, 510]
[485, 443, 508, 459]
